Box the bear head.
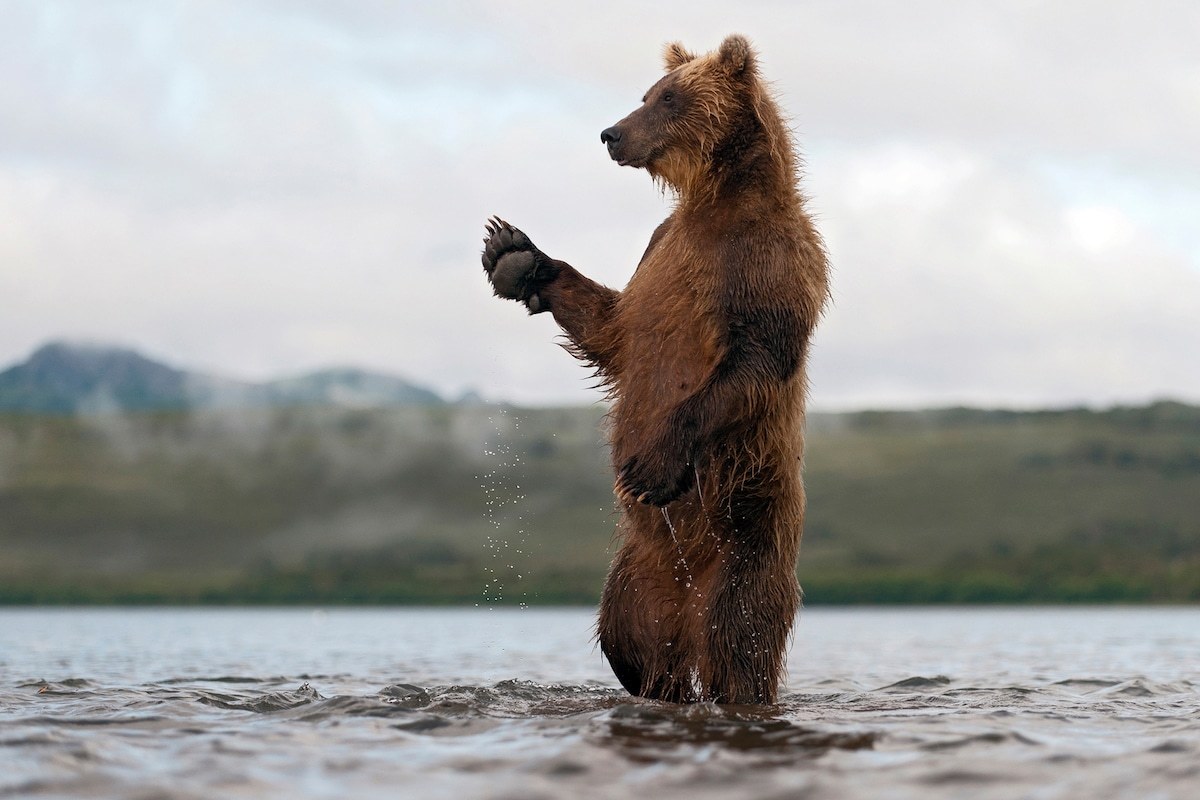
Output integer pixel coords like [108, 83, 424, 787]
[599, 35, 789, 200]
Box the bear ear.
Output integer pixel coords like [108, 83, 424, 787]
[717, 34, 757, 76]
[662, 41, 697, 72]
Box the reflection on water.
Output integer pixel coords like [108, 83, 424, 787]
[597, 701, 876, 765]
[1, 607, 1198, 799]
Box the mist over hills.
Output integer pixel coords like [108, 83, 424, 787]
[2, 398, 1198, 605]
[0, 342, 447, 413]
[3, 342, 1200, 605]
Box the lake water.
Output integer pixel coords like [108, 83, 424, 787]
[1, 606, 1198, 799]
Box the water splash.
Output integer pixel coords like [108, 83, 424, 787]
[661, 507, 695, 593]
[477, 408, 531, 608]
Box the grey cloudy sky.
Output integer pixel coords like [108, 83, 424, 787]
[2, 0, 1198, 409]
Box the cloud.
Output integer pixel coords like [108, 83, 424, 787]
[807, 145, 1200, 408]
[0, 0, 1196, 408]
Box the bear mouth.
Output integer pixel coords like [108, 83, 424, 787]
[613, 151, 650, 169]
[607, 141, 650, 169]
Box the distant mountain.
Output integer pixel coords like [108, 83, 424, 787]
[0, 342, 447, 413]
[0, 342, 192, 413]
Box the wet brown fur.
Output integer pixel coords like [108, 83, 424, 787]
[488, 35, 828, 704]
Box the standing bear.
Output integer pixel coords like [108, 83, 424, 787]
[481, 35, 828, 704]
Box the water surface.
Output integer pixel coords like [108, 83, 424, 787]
[2, 607, 1198, 798]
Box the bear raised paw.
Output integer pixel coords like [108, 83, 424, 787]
[481, 217, 559, 314]
[481, 34, 828, 705]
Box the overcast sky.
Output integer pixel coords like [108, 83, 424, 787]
[2, 0, 1198, 409]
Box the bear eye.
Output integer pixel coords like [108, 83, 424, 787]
[661, 91, 675, 103]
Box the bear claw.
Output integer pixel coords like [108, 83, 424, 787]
[481, 217, 556, 312]
[615, 453, 694, 507]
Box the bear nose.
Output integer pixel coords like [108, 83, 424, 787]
[600, 126, 622, 145]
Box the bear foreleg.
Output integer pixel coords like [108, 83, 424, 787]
[482, 217, 621, 371]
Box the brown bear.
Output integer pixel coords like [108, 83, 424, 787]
[481, 34, 828, 704]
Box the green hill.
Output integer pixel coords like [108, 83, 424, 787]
[1, 402, 1198, 604]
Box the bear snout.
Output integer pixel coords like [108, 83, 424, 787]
[601, 126, 627, 163]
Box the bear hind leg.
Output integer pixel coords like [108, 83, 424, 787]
[599, 631, 696, 703]
[697, 544, 799, 704]
[598, 553, 698, 703]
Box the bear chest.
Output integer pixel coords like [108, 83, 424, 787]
[614, 252, 721, 406]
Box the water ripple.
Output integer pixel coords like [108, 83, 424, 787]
[3, 607, 1199, 799]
